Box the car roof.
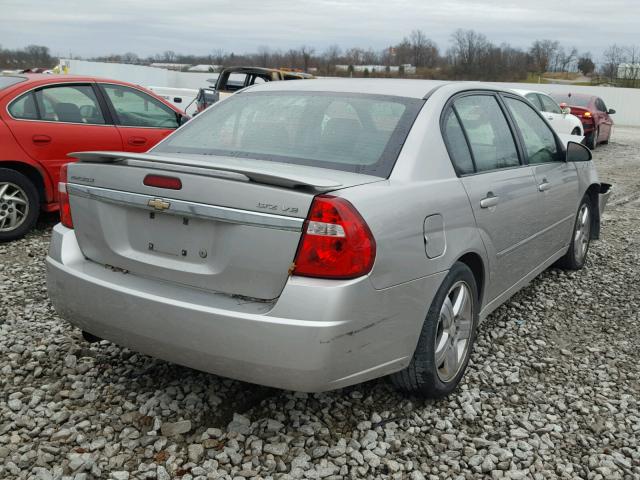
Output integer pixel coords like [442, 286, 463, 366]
[244, 78, 464, 99]
[511, 88, 547, 96]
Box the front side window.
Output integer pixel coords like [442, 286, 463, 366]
[102, 84, 178, 128]
[453, 95, 520, 172]
[152, 92, 423, 177]
[525, 93, 543, 111]
[539, 94, 561, 114]
[34, 85, 105, 124]
[504, 97, 560, 165]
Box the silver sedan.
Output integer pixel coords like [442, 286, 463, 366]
[46, 79, 611, 397]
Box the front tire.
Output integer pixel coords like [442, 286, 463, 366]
[557, 196, 592, 270]
[571, 127, 581, 136]
[390, 262, 479, 398]
[0, 168, 39, 242]
[588, 127, 599, 150]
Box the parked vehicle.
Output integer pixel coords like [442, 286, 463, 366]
[195, 67, 314, 112]
[550, 93, 615, 150]
[0, 74, 187, 241]
[47, 79, 611, 397]
[512, 89, 583, 137]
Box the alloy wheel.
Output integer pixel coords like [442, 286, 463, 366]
[0, 182, 29, 232]
[434, 281, 473, 383]
[573, 203, 591, 264]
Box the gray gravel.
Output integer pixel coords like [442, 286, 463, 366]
[1, 127, 639, 480]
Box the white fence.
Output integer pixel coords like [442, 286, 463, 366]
[59, 59, 218, 90]
[59, 60, 640, 126]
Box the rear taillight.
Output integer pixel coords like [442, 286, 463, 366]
[583, 111, 592, 118]
[59, 163, 73, 229]
[293, 195, 376, 279]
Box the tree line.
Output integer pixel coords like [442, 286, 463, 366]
[2, 30, 639, 86]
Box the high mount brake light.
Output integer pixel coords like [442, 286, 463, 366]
[143, 174, 182, 190]
[59, 163, 73, 229]
[293, 195, 376, 279]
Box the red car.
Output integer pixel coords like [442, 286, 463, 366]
[0, 74, 186, 241]
[550, 93, 615, 150]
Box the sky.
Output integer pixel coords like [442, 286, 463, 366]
[1, 0, 638, 60]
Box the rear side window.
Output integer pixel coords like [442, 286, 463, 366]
[442, 108, 474, 175]
[101, 84, 178, 128]
[453, 95, 520, 172]
[35, 85, 105, 124]
[152, 92, 423, 178]
[504, 97, 560, 164]
[550, 94, 591, 108]
[8, 92, 39, 120]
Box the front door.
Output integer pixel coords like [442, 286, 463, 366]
[502, 95, 580, 254]
[98, 83, 179, 153]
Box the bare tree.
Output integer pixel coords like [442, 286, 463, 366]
[409, 29, 439, 68]
[601, 44, 626, 82]
[529, 40, 560, 74]
[450, 29, 490, 78]
[300, 45, 316, 72]
[256, 46, 270, 67]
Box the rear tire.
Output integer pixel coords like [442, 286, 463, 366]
[0, 168, 39, 242]
[557, 196, 592, 270]
[390, 262, 479, 398]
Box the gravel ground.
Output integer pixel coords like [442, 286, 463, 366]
[1, 127, 639, 480]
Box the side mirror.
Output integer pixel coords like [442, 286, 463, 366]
[559, 103, 571, 115]
[178, 113, 190, 126]
[566, 141, 592, 162]
[608, 108, 616, 114]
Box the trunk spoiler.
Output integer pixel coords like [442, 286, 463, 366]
[69, 151, 344, 191]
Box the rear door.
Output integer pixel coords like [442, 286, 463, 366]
[5, 83, 122, 195]
[446, 93, 546, 302]
[98, 83, 179, 152]
[503, 95, 579, 254]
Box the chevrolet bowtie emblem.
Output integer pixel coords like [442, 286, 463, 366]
[148, 198, 170, 210]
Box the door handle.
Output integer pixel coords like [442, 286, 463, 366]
[480, 193, 499, 209]
[128, 137, 147, 146]
[32, 135, 51, 144]
[546, 116, 554, 120]
[538, 178, 551, 192]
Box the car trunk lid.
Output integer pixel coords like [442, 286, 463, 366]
[65, 151, 382, 300]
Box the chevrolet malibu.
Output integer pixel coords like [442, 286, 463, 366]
[46, 79, 611, 397]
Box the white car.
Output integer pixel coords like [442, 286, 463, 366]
[513, 89, 583, 137]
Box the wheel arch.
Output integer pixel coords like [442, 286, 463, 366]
[456, 251, 485, 307]
[584, 183, 602, 240]
[0, 161, 47, 206]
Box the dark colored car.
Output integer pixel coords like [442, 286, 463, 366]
[195, 67, 314, 113]
[550, 93, 615, 150]
[0, 74, 187, 241]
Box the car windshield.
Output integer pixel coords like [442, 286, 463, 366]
[0, 76, 26, 90]
[152, 91, 423, 177]
[550, 94, 591, 108]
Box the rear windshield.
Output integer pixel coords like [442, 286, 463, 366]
[152, 91, 423, 177]
[550, 94, 591, 108]
[0, 76, 26, 90]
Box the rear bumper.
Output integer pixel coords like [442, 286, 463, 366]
[46, 225, 446, 392]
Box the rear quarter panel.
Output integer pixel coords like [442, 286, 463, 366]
[337, 90, 487, 294]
